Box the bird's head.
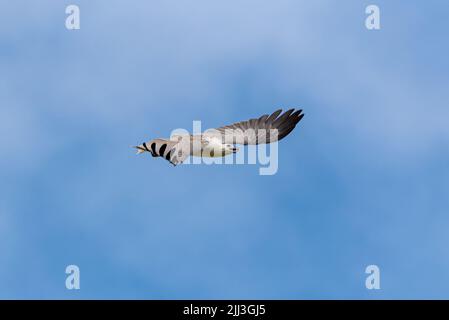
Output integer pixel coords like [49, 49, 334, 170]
[224, 144, 239, 154]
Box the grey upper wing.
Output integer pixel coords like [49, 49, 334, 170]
[212, 109, 304, 145]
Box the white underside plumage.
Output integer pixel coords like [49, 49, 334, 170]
[192, 136, 236, 158]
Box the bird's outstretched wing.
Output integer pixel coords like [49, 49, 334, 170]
[208, 109, 304, 145]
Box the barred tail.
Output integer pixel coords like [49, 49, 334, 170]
[133, 139, 179, 163]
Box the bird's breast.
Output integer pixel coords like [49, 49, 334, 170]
[193, 139, 231, 158]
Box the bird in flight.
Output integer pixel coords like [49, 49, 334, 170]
[135, 109, 304, 166]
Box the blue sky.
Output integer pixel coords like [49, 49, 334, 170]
[1, 0, 449, 299]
